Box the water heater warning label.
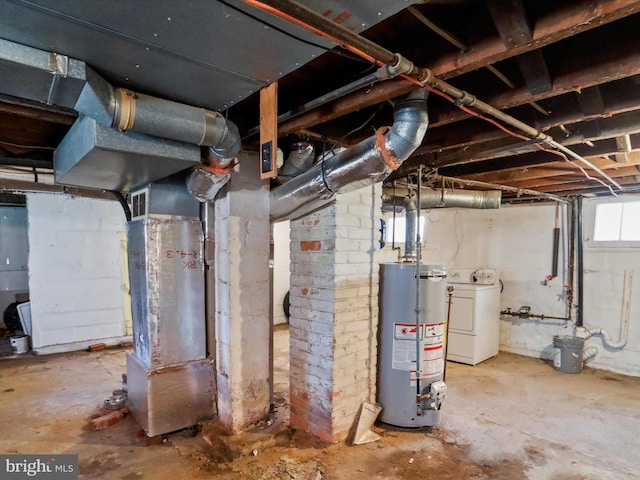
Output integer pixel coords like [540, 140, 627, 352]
[392, 323, 445, 381]
[394, 324, 422, 340]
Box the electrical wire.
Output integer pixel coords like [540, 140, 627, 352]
[0, 140, 56, 150]
[447, 210, 462, 264]
[401, 73, 617, 195]
[216, 0, 372, 64]
[532, 145, 616, 196]
[242, 0, 620, 193]
[339, 103, 385, 141]
[241, 0, 381, 65]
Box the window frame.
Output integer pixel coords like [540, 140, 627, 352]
[384, 213, 427, 246]
[585, 195, 640, 248]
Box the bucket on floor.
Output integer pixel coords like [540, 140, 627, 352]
[552, 335, 584, 374]
[10, 335, 29, 354]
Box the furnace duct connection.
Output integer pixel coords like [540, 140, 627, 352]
[270, 89, 430, 222]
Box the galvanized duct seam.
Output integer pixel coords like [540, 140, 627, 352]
[270, 89, 429, 222]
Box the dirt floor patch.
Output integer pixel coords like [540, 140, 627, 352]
[177, 424, 532, 480]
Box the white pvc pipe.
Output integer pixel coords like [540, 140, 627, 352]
[587, 270, 633, 349]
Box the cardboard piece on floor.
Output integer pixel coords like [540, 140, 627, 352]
[351, 401, 382, 445]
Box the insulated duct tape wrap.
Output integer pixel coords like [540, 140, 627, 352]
[270, 90, 429, 221]
[185, 167, 231, 202]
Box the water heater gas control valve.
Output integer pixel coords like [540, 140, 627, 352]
[428, 380, 447, 410]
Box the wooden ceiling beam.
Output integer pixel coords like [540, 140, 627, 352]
[0, 95, 77, 125]
[457, 152, 640, 184]
[487, 0, 553, 95]
[429, 40, 640, 129]
[277, 0, 640, 137]
[433, 0, 640, 80]
[416, 108, 640, 169]
[533, 176, 639, 194]
[508, 166, 640, 189]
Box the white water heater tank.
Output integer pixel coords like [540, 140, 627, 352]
[378, 263, 448, 428]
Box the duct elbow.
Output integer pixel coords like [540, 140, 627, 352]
[74, 66, 116, 127]
[385, 90, 429, 162]
[269, 90, 429, 221]
[186, 165, 231, 202]
[206, 117, 242, 160]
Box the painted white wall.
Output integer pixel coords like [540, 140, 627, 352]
[272, 220, 290, 325]
[27, 193, 128, 353]
[0, 206, 29, 319]
[381, 203, 640, 377]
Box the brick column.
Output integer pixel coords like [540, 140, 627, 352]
[214, 153, 271, 433]
[289, 184, 381, 442]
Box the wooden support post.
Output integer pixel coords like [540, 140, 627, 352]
[260, 82, 278, 179]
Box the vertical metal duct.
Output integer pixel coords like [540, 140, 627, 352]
[270, 89, 429, 221]
[404, 195, 417, 260]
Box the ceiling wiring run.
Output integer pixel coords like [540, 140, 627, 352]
[242, 0, 623, 193]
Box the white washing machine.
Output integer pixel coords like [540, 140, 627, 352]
[446, 268, 501, 365]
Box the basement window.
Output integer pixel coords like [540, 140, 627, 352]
[385, 215, 426, 244]
[586, 197, 640, 247]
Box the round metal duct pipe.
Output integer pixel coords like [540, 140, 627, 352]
[382, 187, 502, 210]
[74, 69, 242, 159]
[279, 141, 315, 179]
[270, 89, 429, 222]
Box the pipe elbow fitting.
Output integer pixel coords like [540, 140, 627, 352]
[385, 90, 429, 160]
[206, 118, 242, 160]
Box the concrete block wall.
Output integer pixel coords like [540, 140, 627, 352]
[289, 184, 381, 442]
[27, 193, 128, 353]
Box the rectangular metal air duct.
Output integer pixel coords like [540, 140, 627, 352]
[54, 115, 200, 192]
[0, 38, 86, 108]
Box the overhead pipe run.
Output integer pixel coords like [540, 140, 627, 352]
[270, 89, 430, 222]
[243, 0, 622, 193]
[429, 174, 569, 204]
[382, 186, 501, 261]
[382, 187, 502, 210]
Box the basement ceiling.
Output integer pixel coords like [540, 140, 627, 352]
[1, 0, 640, 201]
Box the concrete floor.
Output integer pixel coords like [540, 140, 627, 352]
[0, 325, 639, 479]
